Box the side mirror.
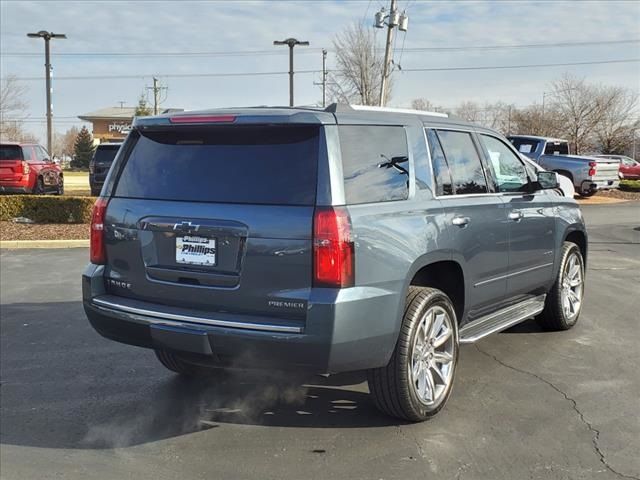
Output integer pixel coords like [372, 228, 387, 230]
[535, 171, 560, 190]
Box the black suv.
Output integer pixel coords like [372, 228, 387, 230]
[89, 142, 122, 196]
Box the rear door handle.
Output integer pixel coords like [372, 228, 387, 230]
[452, 216, 470, 227]
[508, 210, 524, 221]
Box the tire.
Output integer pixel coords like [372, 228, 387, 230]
[33, 177, 45, 195]
[154, 349, 222, 377]
[579, 189, 596, 198]
[56, 176, 64, 195]
[537, 241, 585, 331]
[367, 286, 459, 422]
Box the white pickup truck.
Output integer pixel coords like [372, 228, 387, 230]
[508, 135, 620, 197]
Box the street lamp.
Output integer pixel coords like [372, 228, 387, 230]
[27, 31, 67, 156]
[273, 38, 309, 107]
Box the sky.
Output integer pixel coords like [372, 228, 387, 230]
[1, 0, 639, 142]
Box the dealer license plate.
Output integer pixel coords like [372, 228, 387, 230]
[176, 236, 217, 266]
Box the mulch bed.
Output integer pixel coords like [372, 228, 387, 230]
[0, 221, 89, 241]
[594, 189, 640, 201]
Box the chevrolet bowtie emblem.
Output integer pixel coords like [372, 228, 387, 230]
[173, 221, 200, 233]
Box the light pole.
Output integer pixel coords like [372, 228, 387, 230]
[27, 31, 66, 156]
[374, 1, 408, 107]
[273, 38, 309, 107]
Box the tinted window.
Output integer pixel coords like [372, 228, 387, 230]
[425, 129, 453, 196]
[544, 141, 569, 155]
[480, 135, 529, 192]
[114, 126, 319, 205]
[93, 145, 121, 164]
[436, 130, 488, 194]
[339, 125, 409, 204]
[509, 138, 539, 154]
[0, 145, 23, 160]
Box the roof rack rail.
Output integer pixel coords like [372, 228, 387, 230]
[324, 103, 448, 118]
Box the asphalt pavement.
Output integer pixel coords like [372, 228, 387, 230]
[1, 202, 639, 480]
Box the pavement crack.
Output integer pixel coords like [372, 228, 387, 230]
[395, 425, 429, 477]
[475, 344, 639, 480]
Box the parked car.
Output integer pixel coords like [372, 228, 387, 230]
[592, 154, 640, 180]
[507, 135, 620, 196]
[0, 142, 64, 194]
[89, 142, 122, 196]
[83, 105, 587, 422]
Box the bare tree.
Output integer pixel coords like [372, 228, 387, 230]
[593, 86, 639, 154]
[53, 126, 80, 158]
[547, 74, 614, 154]
[0, 75, 34, 142]
[455, 101, 483, 123]
[328, 23, 390, 105]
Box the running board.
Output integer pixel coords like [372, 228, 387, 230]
[459, 295, 546, 344]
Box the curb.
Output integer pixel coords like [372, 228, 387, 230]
[0, 239, 89, 249]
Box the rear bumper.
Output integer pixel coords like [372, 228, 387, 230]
[0, 177, 32, 193]
[82, 264, 401, 374]
[0, 185, 30, 193]
[580, 179, 620, 192]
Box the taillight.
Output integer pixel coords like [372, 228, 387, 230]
[588, 161, 597, 177]
[21, 161, 30, 175]
[90, 197, 108, 264]
[313, 206, 354, 288]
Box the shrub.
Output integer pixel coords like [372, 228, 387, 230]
[620, 180, 640, 192]
[0, 195, 96, 223]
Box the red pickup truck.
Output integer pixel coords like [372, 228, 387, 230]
[0, 142, 64, 194]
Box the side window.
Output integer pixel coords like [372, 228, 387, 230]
[339, 125, 409, 204]
[436, 130, 488, 194]
[21, 146, 33, 161]
[425, 129, 453, 196]
[480, 135, 529, 193]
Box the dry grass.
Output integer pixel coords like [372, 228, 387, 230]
[0, 221, 89, 241]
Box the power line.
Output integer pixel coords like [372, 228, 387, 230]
[1, 39, 637, 58]
[4, 58, 638, 83]
[402, 58, 640, 73]
[5, 69, 322, 82]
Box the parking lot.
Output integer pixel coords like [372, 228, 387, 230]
[1, 201, 639, 480]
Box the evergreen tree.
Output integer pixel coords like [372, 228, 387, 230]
[135, 93, 152, 116]
[72, 126, 95, 169]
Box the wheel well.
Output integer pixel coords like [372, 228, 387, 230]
[565, 230, 587, 262]
[410, 261, 465, 323]
[554, 170, 574, 182]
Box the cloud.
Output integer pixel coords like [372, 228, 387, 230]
[1, 0, 638, 140]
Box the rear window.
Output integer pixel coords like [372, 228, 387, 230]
[544, 141, 569, 155]
[93, 145, 121, 164]
[436, 130, 488, 194]
[114, 126, 319, 205]
[0, 145, 23, 161]
[509, 138, 539, 154]
[338, 125, 409, 204]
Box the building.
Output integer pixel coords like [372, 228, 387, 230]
[78, 107, 135, 144]
[78, 106, 184, 144]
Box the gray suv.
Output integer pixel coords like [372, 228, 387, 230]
[83, 104, 587, 422]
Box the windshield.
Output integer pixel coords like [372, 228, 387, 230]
[114, 125, 319, 205]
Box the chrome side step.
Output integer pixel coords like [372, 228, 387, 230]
[459, 295, 546, 344]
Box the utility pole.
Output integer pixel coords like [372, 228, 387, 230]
[273, 38, 309, 107]
[146, 77, 168, 115]
[27, 30, 66, 156]
[374, 1, 408, 107]
[313, 49, 328, 107]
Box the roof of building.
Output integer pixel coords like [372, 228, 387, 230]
[78, 107, 137, 121]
